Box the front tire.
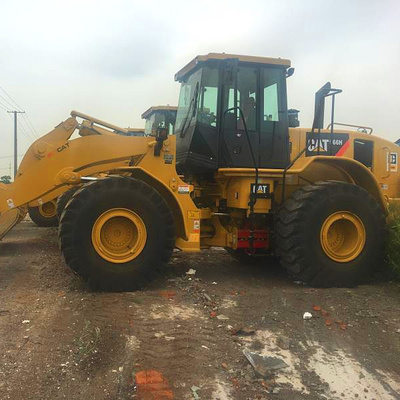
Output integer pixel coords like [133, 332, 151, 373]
[59, 177, 175, 291]
[28, 200, 58, 227]
[56, 186, 79, 220]
[276, 181, 385, 287]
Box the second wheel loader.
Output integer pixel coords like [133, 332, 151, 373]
[1, 53, 398, 290]
[28, 105, 178, 225]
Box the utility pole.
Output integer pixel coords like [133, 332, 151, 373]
[7, 110, 24, 178]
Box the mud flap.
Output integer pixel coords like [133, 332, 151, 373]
[0, 208, 26, 241]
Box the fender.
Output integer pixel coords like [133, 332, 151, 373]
[291, 156, 388, 214]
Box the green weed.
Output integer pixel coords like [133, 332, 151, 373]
[385, 204, 400, 279]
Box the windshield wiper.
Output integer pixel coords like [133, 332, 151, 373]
[179, 82, 199, 138]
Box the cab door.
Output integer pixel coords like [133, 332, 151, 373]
[219, 65, 290, 169]
[219, 65, 260, 168]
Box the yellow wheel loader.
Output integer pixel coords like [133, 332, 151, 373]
[33, 106, 178, 223]
[1, 53, 398, 290]
[142, 105, 177, 136]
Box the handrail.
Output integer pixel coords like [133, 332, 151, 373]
[327, 122, 373, 135]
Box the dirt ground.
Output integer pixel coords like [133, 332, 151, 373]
[0, 220, 400, 400]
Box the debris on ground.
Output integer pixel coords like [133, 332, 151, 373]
[186, 268, 196, 276]
[276, 336, 291, 350]
[136, 370, 174, 399]
[217, 314, 230, 320]
[203, 293, 212, 302]
[159, 290, 176, 299]
[191, 385, 201, 399]
[242, 348, 289, 378]
[303, 312, 312, 320]
[232, 327, 255, 336]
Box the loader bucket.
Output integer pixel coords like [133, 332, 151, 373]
[0, 208, 26, 241]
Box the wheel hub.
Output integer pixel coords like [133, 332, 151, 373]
[92, 208, 147, 263]
[320, 211, 366, 263]
[39, 200, 57, 218]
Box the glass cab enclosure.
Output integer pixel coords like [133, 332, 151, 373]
[144, 109, 177, 136]
[175, 58, 290, 174]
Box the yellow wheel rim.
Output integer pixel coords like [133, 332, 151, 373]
[39, 200, 57, 218]
[91, 208, 147, 263]
[320, 211, 366, 263]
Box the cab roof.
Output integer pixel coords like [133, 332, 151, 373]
[141, 105, 178, 119]
[175, 53, 291, 82]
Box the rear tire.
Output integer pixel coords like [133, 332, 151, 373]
[28, 201, 58, 227]
[276, 181, 385, 287]
[56, 186, 79, 220]
[59, 177, 175, 291]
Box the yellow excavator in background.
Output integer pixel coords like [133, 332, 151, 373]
[26, 105, 178, 226]
[1, 53, 398, 291]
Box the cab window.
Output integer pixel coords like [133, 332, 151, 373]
[222, 66, 257, 131]
[197, 67, 219, 127]
[175, 69, 202, 132]
[261, 68, 284, 133]
[237, 67, 257, 131]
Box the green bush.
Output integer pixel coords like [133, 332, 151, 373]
[385, 204, 400, 279]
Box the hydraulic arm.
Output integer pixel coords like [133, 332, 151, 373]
[0, 111, 156, 240]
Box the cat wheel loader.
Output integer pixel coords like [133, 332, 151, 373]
[27, 105, 178, 225]
[1, 53, 398, 290]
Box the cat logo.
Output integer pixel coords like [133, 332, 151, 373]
[305, 133, 350, 157]
[57, 142, 70, 153]
[250, 183, 270, 199]
[307, 138, 331, 153]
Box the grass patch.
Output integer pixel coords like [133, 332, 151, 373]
[75, 320, 101, 359]
[385, 204, 400, 279]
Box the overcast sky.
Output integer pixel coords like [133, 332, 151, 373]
[0, 0, 399, 175]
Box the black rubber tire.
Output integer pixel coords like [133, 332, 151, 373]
[28, 203, 58, 227]
[56, 186, 79, 220]
[59, 177, 175, 291]
[225, 248, 274, 265]
[276, 181, 385, 287]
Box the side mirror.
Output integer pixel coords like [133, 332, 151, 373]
[154, 127, 168, 156]
[286, 67, 295, 78]
[156, 127, 168, 141]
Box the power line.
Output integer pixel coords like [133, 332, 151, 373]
[0, 93, 19, 111]
[0, 86, 23, 111]
[22, 113, 38, 137]
[0, 102, 8, 112]
[4, 108, 35, 142]
[15, 113, 35, 142]
[0, 86, 38, 139]
[17, 119, 35, 142]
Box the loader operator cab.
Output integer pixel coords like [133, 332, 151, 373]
[142, 106, 177, 136]
[174, 53, 292, 174]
